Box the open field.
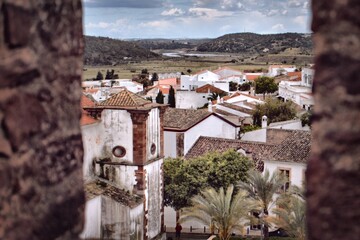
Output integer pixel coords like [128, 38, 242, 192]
[82, 52, 313, 81]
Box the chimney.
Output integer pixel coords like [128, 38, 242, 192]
[217, 95, 220, 103]
[262, 115, 268, 128]
[208, 100, 213, 112]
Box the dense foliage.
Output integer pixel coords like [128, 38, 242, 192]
[155, 91, 165, 104]
[238, 170, 286, 240]
[252, 98, 297, 127]
[84, 36, 158, 66]
[168, 86, 176, 108]
[254, 77, 278, 97]
[268, 186, 306, 240]
[300, 110, 312, 127]
[164, 150, 253, 210]
[180, 185, 252, 240]
[238, 82, 251, 91]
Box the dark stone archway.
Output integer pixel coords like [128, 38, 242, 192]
[0, 1, 84, 239]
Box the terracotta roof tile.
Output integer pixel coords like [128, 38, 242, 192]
[81, 110, 99, 126]
[185, 129, 311, 166]
[185, 136, 274, 171]
[271, 130, 311, 163]
[245, 74, 261, 81]
[81, 94, 96, 108]
[195, 84, 227, 94]
[218, 102, 253, 114]
[97, 89, 152, 108]
[164, 108, 211, 130]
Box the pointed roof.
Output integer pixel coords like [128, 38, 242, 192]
[97, 89, 153, 109]
[195, 84, 226, 94]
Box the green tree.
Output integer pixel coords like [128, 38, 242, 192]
[229, 81, 238, 91]
[238, 82, 251, 91]
[164, 157, 209, 210]
[164, 150, 253, 210]
[255, 76, 278, 98]
[168, 85, 176, 108]
[155, 90, 165, 104]
[95, 71, 104, 80]
[300, 110, 312, 127]
[268, 186, 306, 240]
[151, 72, 159, 82]
[179, 185, 252, 240]
[105, 69, 115, 79]
[252, 98, 297, 127]
[238, 169, 286, 240]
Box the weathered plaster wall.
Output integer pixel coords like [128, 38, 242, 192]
[164, 131, 177, 158]
[82, 123, 104, 180]
[307, 1, 360, 239]
[82, 196, 144, 240]
[102, 109, 133, 163]
[96, 164, 138, 192]
[147, 108, 161, 160]
[176, 91, 208, 109]
[144, 159, 164, 239]
[80, 197, 102, 239]
[0, 1, 84, 239]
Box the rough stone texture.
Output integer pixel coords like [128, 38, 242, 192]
[307, 0, 360, 239]
[130, 110, 150, 165]
[0, 1, 84, 239]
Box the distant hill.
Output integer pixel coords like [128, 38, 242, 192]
[134, 38, 211, 50]
[196, 32, 313, 54]
[84, 36, 159, 66]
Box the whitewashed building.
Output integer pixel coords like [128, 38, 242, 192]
[268, 65, 297, 77]
[81, 90, 167, 240]
[163, 108, 241, 158]
[176, 84, 227, 109]
[278, 67, 314, 110]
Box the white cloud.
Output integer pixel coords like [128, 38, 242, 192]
[86, 19, 128, 29]
[139, 20, 172, 28]
[293, 15, 306, 27]
[267, 9, 279, 16]
[161, 8, 184, 16]
[288, 0, 302, 8]
[189, 8, 233, 18]
[272, 23, 286, 32]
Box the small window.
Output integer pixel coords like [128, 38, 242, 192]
[279, 168, 291, 192]
[112, 146, 126, 158]
[150, 143, 156, 155]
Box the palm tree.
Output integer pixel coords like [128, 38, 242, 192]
[268, 187, 306, 240]
[179, 185, 251, 240]
[238, 169, 286, 240]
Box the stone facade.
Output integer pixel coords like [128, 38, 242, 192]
[307, 0, 360, 239]
[0, 0, 84, 239]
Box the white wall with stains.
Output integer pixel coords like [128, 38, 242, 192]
[102, 109, 134, 163]
[144, 159, 164, 239]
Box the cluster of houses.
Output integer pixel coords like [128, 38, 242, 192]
[79, 64, 313, 239]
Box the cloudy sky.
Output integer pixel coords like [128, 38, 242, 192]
[84, 0, 312, 39]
